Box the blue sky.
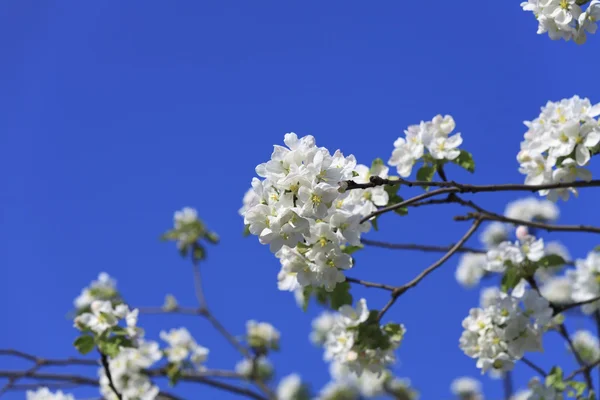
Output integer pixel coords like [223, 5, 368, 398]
[2, 1, 600, 399]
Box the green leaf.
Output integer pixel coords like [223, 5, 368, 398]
[205, 232, 220, 244]
[301, 287, 312, 312]
[594, 245, 600, 253]
[501, 268, 520, 293]
[416, 165, 436, 182]
[193, 245, 206, 262]
[74, 335, 95, 355]
[567, 380, 587, 396]
[546, 366, 564, 387]
[371, 217, 379, 231]
[330, 282, 353, 311]
[538, 254, 566, 268]
[110, 326, 129, 336]
[243, 224, 251, 237]
[370, 158, 385, 175]
[341, 245, 363, 255]
[167, 363, 182, 386]
[452, 150, 476, 173]
[383, 323, 406, 343]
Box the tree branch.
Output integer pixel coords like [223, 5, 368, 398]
[557, 324, 594, 389]
[520, 357, 547, 377]
[100, 352, 122, 400]
[346, 276, 395, 291]
[361, 238, 484, 255]
[376, 219, 482, 321]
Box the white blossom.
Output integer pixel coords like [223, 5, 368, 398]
[568, 250, 600, 314]
[450, 377, 483, 400]
[504, 198, 559, 222]
[518, 96, 600, 200]
[235, 356, 273, 381]
[276, 374, 308, 400]
[310, 311, 337, 346]
[460, 288, 551, 375]
[479, 222, 510, 250]
[389, 115, 464, 178]
[246, 320, 280, 351]
[74, 272, 118, 310]
[243, 133, 383, 293]
[571, 330, 600, 363]
[455, 253, 487, 288]
[484, 235, 544, 273]
[26, 388, 74, 400]
[540, 276, 573, 305]
[160, 327, 209, 369]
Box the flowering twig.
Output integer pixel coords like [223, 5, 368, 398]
[455, 212, 600, 234]
[190, 263, 276, 400]
[100, 352, 122, 400]
[554, 295, 600, 314]
[520, 357, 547, 377]
[377, 218, 482, 321]
[345, 276, 395, 291]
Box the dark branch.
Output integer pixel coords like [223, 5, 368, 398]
[361, 238, 484, 254]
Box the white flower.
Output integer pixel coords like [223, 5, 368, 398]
[174, 207, 198, 227]
[460, 289, 550, 375]
[317, 381, 359, 400]
[455, 253, 487, 288]
[235, 356, 273, 381]
[276, 374, 308, 400]
[484, 235, 544, 273]
[74, 300, 120, 334]
[479, 222, 510, 250]
[74, 272, 118, 310]
[26, 388, 75, 400]
[243, 134, 385, 293]
[568, 250, 600, 314]
[571, 330, 600, 363]
[540, 276, 573, 304]
[160, 327, 208, 369]
[480, 287, 501, 308]
[450, 377, 483, 400]
[338, 298, 369, 327]
[246, 320, 280, 350]
[518, 96, 600, 200]
[310, 311, 337, 346]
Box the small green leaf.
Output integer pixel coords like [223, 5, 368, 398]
[501, 268, 520, 293]
[370, 158, 385, 175]
[193, 245, 206, 262]
[538, 254, 566, 268]
[416, 165, 436, 182]
[301, 287, 313, 312]
[341, 245, 363, 255]
[205, 232, 220, 244]
[383, 323, 406, 342]
[371, 217, 379, 231]
[330, 282, 353, 310]
[567, 380, 587, 396]
[74, 335, 95, 355]
[352, 170, 360, 177]
[110, 326, 129, 336]
[594, 245, 600, 253]
[243, 224, 251, 237]
[167, 363, 182, 386]
[452, 150, 475, 173]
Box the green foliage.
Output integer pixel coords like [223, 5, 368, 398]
[341, 245, 363, 255]
[330, 282, 353, 310]
[243, 224, 251, 237]
[546, 366, 565, 391]
[166, 363, 182, 386]
[382, 323, 406, 342]
[538, 254, 566, 268]
[384, 184, 408, 216]
[302, 282, 353, 312]
[161, 218, 218, 262]
[352, 313, 405, 352]
[416, 165, 436, 184]
[73, 335, 95, 355]
[500, 267, 521, 293]
[451, 150, 476, 173]
[97, 335, 135, 358]
[370, 158, 385, 174]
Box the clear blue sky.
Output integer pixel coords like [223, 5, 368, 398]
[2, 1, 600, 399]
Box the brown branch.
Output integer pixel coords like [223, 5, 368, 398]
[557, 324, 594, 389]
[554, 296, 600, 314]
[565, 359, 600, 381]
[0, 369, 267, 400]
[520, 357, 547, 377]
[190, 263, 275, 400]
[137, 306, 203, 315]
[376, 219, 482, 321]
[346, 277, 395, 291]
[361, 238, 484, 254]
[100, 352, 122, 400]
[346, 175, 600, 193]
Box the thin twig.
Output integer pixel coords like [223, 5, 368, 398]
[521, 357, 547, 377]
[361, 238, 484, 254]
[137, 306, 203, 315]
[554, 295, 600, 314]
[377, 219, 482, 321]
[346, 277, 395, 291]
[100, 352, 122, 400]
[566, 359, 600, 381]
[557, 324, 594, 389]
[190, 263, 275, 400]
[503, 371, 513, 400]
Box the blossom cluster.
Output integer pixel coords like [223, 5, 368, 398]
[518, 96, 600, 201]
[450, 377, 484, 400]
[160, 327, 209, 369]
[459, 287, 552, 375]
[241, 133, 388, 292]
[310, 299, 405, 377]
[246, 320, 281, 352]
[484, 231, 545, 273]
[74, 300, 141, 338]
[276, 374, 311, 400]
[521, 0, 600, 44]
[388, 114, 463, 178]
[235, 355, 274, 381]
[74, 272, 119, 311]
[567, 250, 600, 313]
[99, 340, 162, 400]
[26, 388, 74, 400]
